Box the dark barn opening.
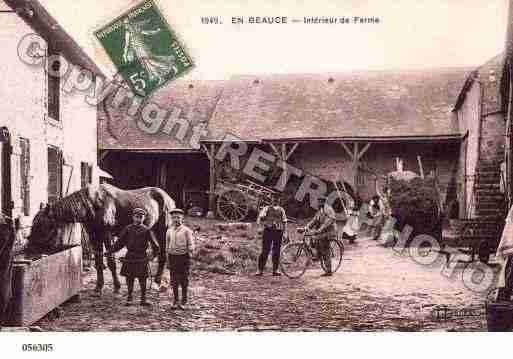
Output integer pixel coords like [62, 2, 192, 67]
[102, 151, 210, 210]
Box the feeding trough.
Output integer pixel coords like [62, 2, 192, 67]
[4, 244, 82, 327]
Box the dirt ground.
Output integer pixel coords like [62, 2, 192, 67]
[35, 217, 491, 331]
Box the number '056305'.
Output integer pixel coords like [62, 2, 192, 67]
[22, 344, 54, 352]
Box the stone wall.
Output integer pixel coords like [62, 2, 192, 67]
[480, 112, 505, 161]
[0, 14, 98, 228]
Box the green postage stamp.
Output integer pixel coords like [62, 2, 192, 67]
[94, 0, 194, 97]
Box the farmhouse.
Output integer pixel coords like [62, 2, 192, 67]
[1, 0, 103, 240]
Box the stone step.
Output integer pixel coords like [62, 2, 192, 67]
[475, 208, 503, 216]
[479, 157, 504, 165]
[476, 201, 503, 209]
[475, 196, 505, 204]
[475, 187, 503, 193]
[477, 166, 501, 173]
[475, 183, 500, 190]
[476, 170, 501, 177]
[476, 215, 502, 221]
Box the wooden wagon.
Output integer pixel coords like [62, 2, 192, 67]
[439, 219, 504, 264]
[215, 179, 279, 221]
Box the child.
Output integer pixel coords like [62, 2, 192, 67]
[166, 208, 195, 309]
[342, 204, 360, 244]
[107, 208, 159, 307]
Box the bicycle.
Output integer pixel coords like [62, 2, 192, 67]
[280, 227, 344, 279]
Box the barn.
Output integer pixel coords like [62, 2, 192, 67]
[100, 69, 472, 219]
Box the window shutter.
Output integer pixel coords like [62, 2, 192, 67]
[48, 146, 63, 204]
[20, 138, 30, 215]
[11, 145, 22, 216]
[81, 162, 93, 188]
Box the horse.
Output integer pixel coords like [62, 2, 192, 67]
[27, 183, 175, 295]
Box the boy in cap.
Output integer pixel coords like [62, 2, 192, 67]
[166, 208, 195, 309]
[107, 207, 159, 306]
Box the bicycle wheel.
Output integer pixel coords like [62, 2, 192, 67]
[320, 240, 344, 274]
[280, 242, 310, 279]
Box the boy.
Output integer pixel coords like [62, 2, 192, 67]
[107, 208, 159, 307]
[166, 208, 195, 309]
[342, 204, 360, 244]
[255, 196, 288, 277]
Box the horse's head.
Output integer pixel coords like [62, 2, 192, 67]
[27, 204, 60, 253]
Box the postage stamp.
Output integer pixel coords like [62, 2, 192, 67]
[93, 0, 194, 97]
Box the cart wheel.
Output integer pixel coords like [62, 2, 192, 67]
[217, 189, 250, 221]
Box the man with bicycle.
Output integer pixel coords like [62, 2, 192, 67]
[305, 196, 337, 277]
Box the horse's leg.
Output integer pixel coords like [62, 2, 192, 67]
[155, 232, 167, 286]
[92, 236, 105, 295]
[103, 230, 121, 293]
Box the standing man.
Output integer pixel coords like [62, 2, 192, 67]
[256, 196, 288, 277]
[166, 208, 195, 309]
[305, 196, 337, 277]
[107, 208, 159, 307]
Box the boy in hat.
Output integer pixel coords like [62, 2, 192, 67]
[166, 208, 195, 309]
[107, 207, 159, 306]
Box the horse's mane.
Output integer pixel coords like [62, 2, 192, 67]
[46, 187, 96, 224]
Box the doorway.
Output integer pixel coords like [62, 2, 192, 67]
[0, 127, 12, 219]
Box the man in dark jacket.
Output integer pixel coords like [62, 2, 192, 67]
[255, 197, 288, 277]
[107, 208, 159, 307]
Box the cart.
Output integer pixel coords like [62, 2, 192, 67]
[439, 219, 504, 264]
[215, 179, 279, 221]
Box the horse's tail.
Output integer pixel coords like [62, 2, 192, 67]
[148, 187, 175, 282]
[148, 187, 175, 228]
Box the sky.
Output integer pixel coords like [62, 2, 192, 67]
[34, 0, 511, 79]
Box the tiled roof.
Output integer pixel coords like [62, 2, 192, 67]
[4, 0, 103, 75]
[99, 79, 225, 150]
[206, 69, 469, 142]
[99, 68, 471, 150]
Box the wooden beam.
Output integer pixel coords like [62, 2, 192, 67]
[353, 142, 359, 160]
[285, 143, 299, 160]
[201, 144, 213, 161]
[207, 144, 217, 214]
[269, 143, 281, 159]
[357, 143, 371, 161]
[340, 143, 354, 160]
[417, 155, 425, 179]
[99, 150, 110, 164]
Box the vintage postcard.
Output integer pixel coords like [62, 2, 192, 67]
[1, 0, 513, 356]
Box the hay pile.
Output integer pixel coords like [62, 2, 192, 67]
[190, 222, 261, 275]
[388, 173, 442, 243]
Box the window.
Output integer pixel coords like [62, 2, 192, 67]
[47, 146, 63, 204]
[81, 162, 93, 188]
[47, 41, 60, 121]
[20, 138, 30, 215]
